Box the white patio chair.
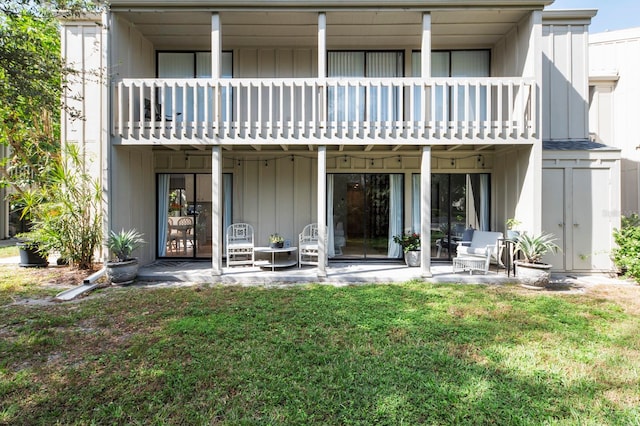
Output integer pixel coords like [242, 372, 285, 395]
[226, 223, 255, 267]
[299, 223, 319, 267]
[453, 230, 503, 274]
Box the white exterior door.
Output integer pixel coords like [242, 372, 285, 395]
[542, 169, 565, 270]
[543, 167, 616, 272]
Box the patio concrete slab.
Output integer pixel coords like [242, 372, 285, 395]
[138, 260, 524, 285]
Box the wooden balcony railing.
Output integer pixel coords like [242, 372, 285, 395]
[113, 77, 537, 143]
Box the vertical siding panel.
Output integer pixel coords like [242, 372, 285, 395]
[259, 49, 276, 78]
[276, 157, 296, 243]
[570, 26, 588, 139]
[258, 159, 277, 245]
[277, 49, 294, 77]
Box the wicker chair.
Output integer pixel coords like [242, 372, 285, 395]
[298, 223, 319, 267]
[226, 223, 255, 267]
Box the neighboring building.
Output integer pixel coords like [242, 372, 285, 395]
[589, 27, 640, 217]
[59, 1, 620, 277]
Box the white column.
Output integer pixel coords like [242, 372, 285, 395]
[421, 13, 431, 78]
[211, 146, 223, 276]
[318, 13, 326, 79]
[317, 145, 327, 277]
[211, 13, 221, 79]
[420, 146, 432, 277]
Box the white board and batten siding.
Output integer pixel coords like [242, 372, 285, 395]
[541, 11, 594, 142]
[590, 28, 640, 215]
[61, 19, 106, 182]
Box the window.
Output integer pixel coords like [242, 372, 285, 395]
[327, 51, 404, 122]
[156, 51, 233, 121]
[412, 50, 490, 122]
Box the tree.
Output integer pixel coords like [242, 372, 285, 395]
[1, 1, 105, 268]
[0, 5, 64, 197]
[0, 1, 103, 197]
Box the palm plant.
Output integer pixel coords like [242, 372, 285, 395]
[515, 232, 560, 264]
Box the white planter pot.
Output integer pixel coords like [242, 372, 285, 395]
[106, 259, 139, 285]
[404, 250, 421, 267]
[515, 261, 552, 289]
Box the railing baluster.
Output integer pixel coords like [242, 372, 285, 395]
[475, 81, 481, 137]
[507, 81, 514, 138]
[497, 81, 503, 138]
[117, 81, 123, 136]
[290, 81, 296, 138]
[128, 82, 134, 139]
[485, 80, 492, 138]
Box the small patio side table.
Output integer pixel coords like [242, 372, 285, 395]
[254, 246, 298, 271]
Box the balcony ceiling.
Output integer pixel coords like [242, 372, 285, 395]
[118, 9, 531, 50]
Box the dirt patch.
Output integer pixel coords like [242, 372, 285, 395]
[586, 284, 640, 315]
[37, 264, 104, 287]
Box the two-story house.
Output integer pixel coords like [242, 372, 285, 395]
[59, 1, 620, 278]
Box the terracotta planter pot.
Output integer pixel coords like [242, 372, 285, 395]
[404, 250, 421, 267]
[106, 259, 139, 285]
[17, 242, 48, 268]
[515, 260, 552, 289]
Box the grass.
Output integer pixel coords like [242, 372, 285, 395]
[1, 273, 639, 425]
[0, 245, 18, 258]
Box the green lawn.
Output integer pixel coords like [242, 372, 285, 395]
[0, 244, 18, 258]
[1, 278, 639, 424]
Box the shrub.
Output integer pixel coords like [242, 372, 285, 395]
[613, 214, 640, 283]
[19, 145, 103, 270]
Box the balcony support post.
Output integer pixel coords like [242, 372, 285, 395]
[211, 13, 222, 79]
[317, 145, 327, 278]
[420, 146, 432, 278]
[318, 12, 326, 79]
[421, 13, 431, 78]
[211, 146, 223, 276]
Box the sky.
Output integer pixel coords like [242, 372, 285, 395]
[548, 0, 640, 34]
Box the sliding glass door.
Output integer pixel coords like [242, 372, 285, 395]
[157, 173, 232, 259]
[422, 173, 490, 260]
[328, 173, 403, 260]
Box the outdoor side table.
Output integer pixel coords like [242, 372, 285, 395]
[254, 246, 298, 271]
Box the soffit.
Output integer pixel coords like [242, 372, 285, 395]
[118, 8, 530, 50]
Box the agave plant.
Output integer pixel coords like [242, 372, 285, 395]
[515, 232, 560, 264]
[107, 229, 145, 262]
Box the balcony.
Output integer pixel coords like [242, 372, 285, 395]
[112, 77, 538, 145]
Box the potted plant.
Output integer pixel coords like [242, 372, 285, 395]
[269, 233, 285, 248]
[15, 231, 48, 268]
[506, 218, 521, 240]
[514, 232, 560, 289]
[106, 229, 145, 285]
[393, 232, 421, 267]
